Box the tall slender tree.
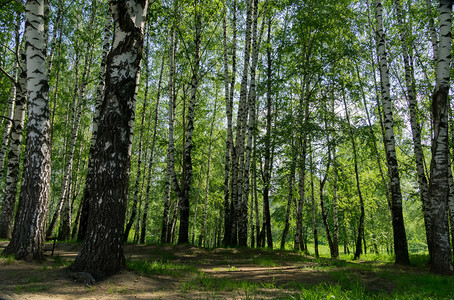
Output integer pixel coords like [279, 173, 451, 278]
[374, 0, 409, 265]
[0, 52, 27, 240]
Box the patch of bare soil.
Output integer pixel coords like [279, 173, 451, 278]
[0, 241, 395, 299]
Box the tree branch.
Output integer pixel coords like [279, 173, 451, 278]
[0, 66, 18, 87]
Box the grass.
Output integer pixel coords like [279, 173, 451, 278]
[181, 272, 259, 293]
[126, 259, 197, 277]
[122, 243, 452, 299]
[0, 253, 16, 265]
[52, 254, 71, 267]
[1, 241, 449, 299]
[14, 283, 49, 293]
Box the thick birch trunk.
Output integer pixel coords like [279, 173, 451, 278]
[70, 0, 147, 279]
[77, 13, 112, 241]
[429, 0, 453, 275]
[375, 0, 410, 265]
[3, 0, 50, 261]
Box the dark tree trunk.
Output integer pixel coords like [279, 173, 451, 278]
[77, 12, 112, 242]
[69, 0, 147, 279]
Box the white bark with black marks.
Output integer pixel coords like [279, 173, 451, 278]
[429, 0, 453, 275]
[375, 0, 409, 265]
[0, 52, 27, 240]
[70, 0, 147, 279]
[3, 0, 50, 261]
[394, 0, 432, 258]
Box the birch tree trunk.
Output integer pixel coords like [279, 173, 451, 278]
[239, 0, 267, 246]
[394, 0, 432, 259]
[3, 0, 50, 261]
[77, 13, 112, 241]
[374, 0, 409, 265]
[332, 146, 339, 259]
[59, 42, 94, 241]
[281, 133, 296, 250]
[309, 144, 318, 257]
[201, 97, 218, 247]
[429, 0, 453, 275]
[294, 79, 310, 251]
[70, 0, 147, 279]
[0, 12, 20, 184]
[253, 129, 260, 247]
[161, 17, 176, 244]
[230, 0, 253, 246]
[342, 86, 365, 260]
[141, 43, 164, 244]
[0, 52, 27, 240]
[124, 24, 150, 241]
[318, 104, 334, 257]
[177, 1, 202, 244]
[222, 0, 236, 247]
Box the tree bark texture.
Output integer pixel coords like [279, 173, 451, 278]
[3, 0, 51, 261]
[0, 52, 27, 240]
[77, 13, 112, 241]
[429, 0, 453, 275]
[222, 0, 235, 247]
[394, 0, 433, 259]
[70, 0, 147, 279]
[374, 0, 410, 265]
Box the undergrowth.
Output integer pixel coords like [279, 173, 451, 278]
[126, 259, 197, 277]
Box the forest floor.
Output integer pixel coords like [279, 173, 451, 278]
[0, 241, 452, 299]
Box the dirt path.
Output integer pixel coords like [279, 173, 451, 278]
[0, 241, 394, 299]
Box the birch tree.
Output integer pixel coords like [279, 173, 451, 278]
[3, 0, 51, 261]
[429, 0, 453, 275]
[70, 0, 147, 278]
[393, 0, 432, 258]
[0, 52, 27, 240]
[222, 0, 236, 246]
[374, 0, 409, 265]
[77, 12, 112, 241]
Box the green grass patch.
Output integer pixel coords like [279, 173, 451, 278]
[181, 272, 258, 293]
[14, 284, 49, 293]
[285, 282, 379, 300]
[0, 253, 16, 264]
[383, 271, 454, 299]
[52, 254, 71, 267]
[126, 259, 197, 277]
